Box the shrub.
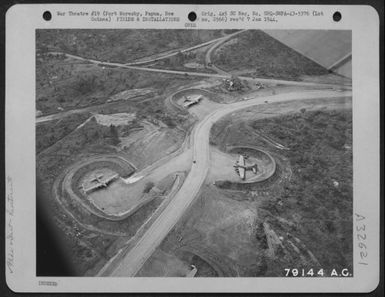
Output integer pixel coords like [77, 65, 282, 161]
[143, 181, 155, 193]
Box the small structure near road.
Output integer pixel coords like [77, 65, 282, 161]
[223, 75, 244, 91]
[255, 82, 265, 90]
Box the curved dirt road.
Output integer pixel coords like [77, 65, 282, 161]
[205, 29, 247, 75]
[47, 52, 352, 88]
[109, 89, 352, 276]
[38, 47, 351, 124]
[124, 30, 246, 66]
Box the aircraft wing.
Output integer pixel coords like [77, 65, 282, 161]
[84, 183, 104, 193]
[238, 155, 246, 180]
[186, 266, 197, 277]
[104, 174, 118, 185]
[238, 167, 245, 179]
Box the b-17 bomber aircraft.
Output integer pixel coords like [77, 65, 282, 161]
[233, 154, 258, 180]
[83, 174, 119, 194]
[183, 95, 203, 108]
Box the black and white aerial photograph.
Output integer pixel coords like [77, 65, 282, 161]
[35, 29, 353, 277]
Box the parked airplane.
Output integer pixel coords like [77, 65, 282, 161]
[183, 95, 203, 108]
[83, 174, 119, 193]
[186, 265, 198, 277]
[90, 174, 104, 184]
[233, 154, 258, 180]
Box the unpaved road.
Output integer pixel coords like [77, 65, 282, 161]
[205, 30, 247, 75]
[37, 51, 351, 124]
[44, 52, 352, 89]
[36, 99, 135, 124]
[108, 89, 352, 276]
[124, 30, 246, 66]
[50, 52, 352, 88]
[38, 32, 350, 124]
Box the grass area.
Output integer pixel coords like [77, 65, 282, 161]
[36, 29, 225, 115]
[36, 113, 91, 154]
[38, 137, 149, 276]
[36, 175, 119, 277]
[150, 48, 216, 74]
[213, 30, 329, 81]
[36, 54, 199, 114]
[37, 119, 122, 196]
[254, 109, 352, 275]
[36, 29, 223, 63]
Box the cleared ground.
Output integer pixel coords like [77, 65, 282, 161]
[84, 177, 146, 216]
[78, 149, 192, 218]
[208, 147, 240, 182]
[120, 123, 185, 170]
[94, 113, 136, 126]
[36, 54, 200, 115]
